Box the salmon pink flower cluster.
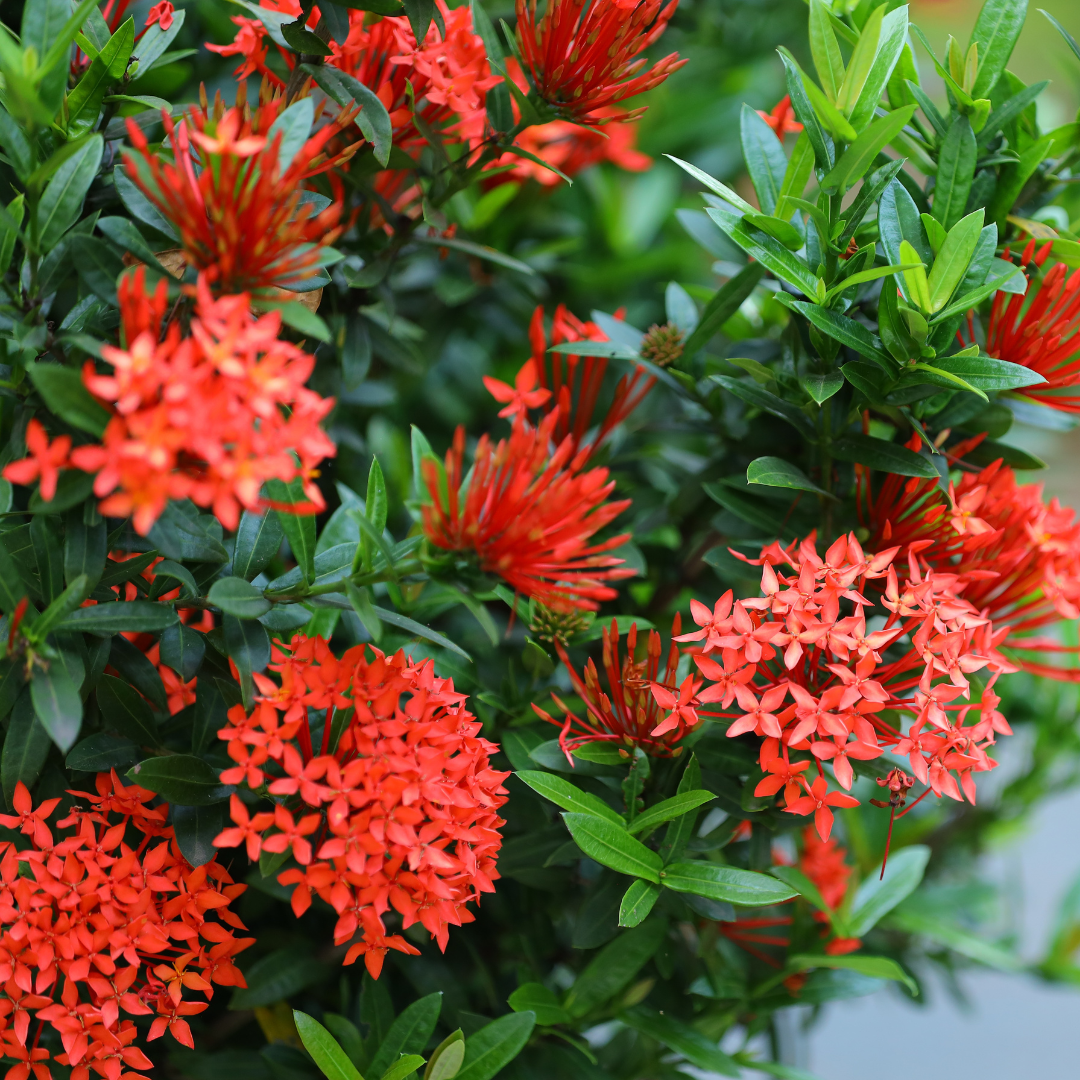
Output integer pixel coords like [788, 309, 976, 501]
[123, 89, 353, 294]
[212, 636, 509, 979]
[61, 269, 334, 534]
[864, 443, 1080, 680]
[649, 534, 1017, 840]
[0, 774, 250, 1079]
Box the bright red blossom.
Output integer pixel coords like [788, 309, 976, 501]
[66, 270, 335, 534]
[213, 637, 509, 979]
[515, 0, 686, 123]
[757, 95, 803, 136]
[2, 420, 72, 503]
[0, 774, 250, 1080]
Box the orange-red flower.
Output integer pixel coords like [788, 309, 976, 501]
[0, 774, 250, 1078]
[2, 419, 72, 502]
[982, 241, 1080, 412]
[515, 0, 686, 123]
[420, 411, 634, 610]
[67, 269, 334, 534]
[123, 90, 354, 293]
[535, 617, 699, 758]
[757, 95, 803, 136]
[213, 636, 509, 978]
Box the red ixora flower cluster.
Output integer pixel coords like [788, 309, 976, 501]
[645, 533, 1017, 840]
[212, 636, 509, 979]
[535, 617, 689, 758]
[124, 86, 354, 294]
[0, 774, 250, 1080]
[864, 440, 1080, 681]
[980, 242, 1080, 412]
[34, 268, 335, 535]
[515, 0, 686, 123]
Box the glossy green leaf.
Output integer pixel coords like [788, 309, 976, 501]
[373, 606, 471, 660]
[2, 690, 50, 806]
[97, 674, 160, 746]
[172, 803, 227, 868]
[831, 433, 938, 477]
[968, 0, 1028, 98]
[622, 1006, 740, 1076]
[747, 456, 831, 497]
[927, 209, 984, 311]
[802, 371, 846, 404]
[562, 813, 662, 881]
[159, 623, 205, 682]
[564, 919, 667, 1017]
[845, 845, 930, 937]
[516, 770, 625, 825]
[678, 263, 766, 356]
[706, 207, 818, 296]
[294, 1010, 365, 1080]
[661, 862, 799, 906]
[627, 791, 716, 836]
[230, 950, 326, 1009]
[769, 865, 832, 916]
[63, 511, 106, 591]
[821, 105, 916, 194]
[368, 992, 443, 1077]
[134, 7, 187, 71]
[665, 155, 756, 215]
[848, 6, 910, 130]
[303, 63, 392, 166]
[114, 166, 179, 240]
[835, 2, 883, 115]
[56, 600, 178, 636]
[788, 953, 918, 995]
[267, 96, 314, 171]
[507, 983, 569, 1027]
[712, 375, 817, 439]
[209, 576, 272, 620]
[36, 135, 104, 251]
[740, 103, 788, 215]
[127, 754, 231, 806]
[28, 363, 110, 437]
[777, 49, 834, 169]
[30, 662, 82, 752]
[618, 880, 662, 928]
[784, 301, 895, 371]
[933, 116, 977, 230]
[424, 1030, 465, 1080]
[455, 1012, 534, 1080]
[65, 732, 139, 772]
[809, 0, 844, 100]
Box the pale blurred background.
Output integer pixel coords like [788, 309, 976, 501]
[806, 4, 1080, 1073]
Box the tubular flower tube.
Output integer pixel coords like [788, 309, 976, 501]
[534, 617, 697, 759]
[981, 242, 1080, 413]
[122, 86, 355, 294]
[483, 304, 655, 461]
[654, 534, 1018, 840]
[66, 269, 335, 534]
[419, 411, 634, 610]
[864, 439, 1080, 680]
[514, 0, 686, 123]
[212, 636, 509, 979]
[0, 774, 251, 1077]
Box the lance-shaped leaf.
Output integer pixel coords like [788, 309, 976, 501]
[562, 813, 662, 881]
[831, 433, 938, 478]
[706, 207, 818, 297]
[516, 771, 625, 825]
[820, 105, 916, 194]
[747, 456, 833, 498]
[661, 862, 799, 905]
[782, 299, 896, 371]
[787, 954, 918, 995]
[845, 845, 930, 937]
[626, 791, 716, 836]
[302, 63, 393, 166]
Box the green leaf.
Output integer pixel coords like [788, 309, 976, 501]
[845, 845, 930, 937]
[1, 690, 50, 806]
[233, 510, 286, 580]
[96, 215, 170, 275]
[172, 803, 227, 868]
[621, 1006, 740, 1076]
[267, 96, 314, 172]
[36, 135, 104, 251]
[27, 363, 110, 437]
[661, 862, 799, 906]
[1042, 8, 1080, 65]
[109, 636, 167, 712]
[65, 732, 139, 772]
[516, 770, 625, 825]
[424, 1031, 465, 1080]
[969, 0, 1028, 98]
[64, 511, 106, 591]
[275, 300, 332, 342]
[97, 675, 161, 746]
[703, 480, 787, 536]
[835, 2, 883, 115]
[563, 919, 667, 1017]
[740, 104, 788, 215]
[747, 456, 831, 497]
[128, 753, 231, 806]
[769, 865, 832, 916]
[777, 49, 834, 169]
[115, 166, 179, 240]
[294, 1010, 365, 1080]
[933, 116, 977, 231]
[159, 623, 205, 682]
[547, 340, 638, 361]
[809, 0, 844, 100]
[886, 907, 1023, 970]
[929, 353, 1045, 391]
[368, 993, 443, 1077]
[831, 433, 938, 478]
[267, 478, 317, 585]
[147, 503, 228, 564]
[507, 983, 569, 1027]
[380, 1057, 426, 1080]
[224, 615, 271, 705]
[413, 233, 535, 276]
[627, 791, 716, 837]
[30, 662, 82, 752]
[562, 813, 662, 882]
[927, 209, 984, 311]
[66, 18, 134, 131]
[618, 880, 662, 928]
[788, 953, 918, 995]
[133, 7, 187, 71]
[401, 0, 435, 43]
[150, 559, 198, 600]
[848, 6, 910, 131]
[28, 570, 89, 639]
[801, 371, 846, 405]
[373, 606, 471, 660]
[665, 155, 756, 215]
[712, 375, 817, 439]
[744, 212, 804, 250]
[56, 600, 177, 636]
[987, 133, 1054, 230]
[879, 179, 933, 273]
[302, 63, 392, 166]
[820, 105, 916, 194]
[209, 576, 271, 620]
[229, 950, 327, 1010]
[705, 207, 818, 296]
[455, 1012, 535, 1080]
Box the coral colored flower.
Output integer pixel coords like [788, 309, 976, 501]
[799, 826, 852, 911]
[420, 412, 634, 610]
[68, 269, 335, 533]
[144, 1, 174, 31]
[2, 419, 72, 502]
[515, 0, 686, 123]
[757, 95, 803, 135]
[213, 637, 508, 978]
[671, 533, 1018, 840]
[123, 89, 354, 293]
[864, 439, 1080, 680]
[0, 774, 250, 1078]
[981, 241, 1080, 412]
[535, 617, 700, 758]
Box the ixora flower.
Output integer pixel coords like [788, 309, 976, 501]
[48, 269, 335, 533]
[863, 438, 1080, 680]
[0, 774, 250, 1078]
[514, 0, 686, 123]
[483, 304, 654, 461]
[981, 241, 1080, 413]
[650, 534, 1017, 841]
[1, 419, 71, 502]
[534, 617, 697, 758]
[419, 411, 634, 610]
[123, 87, 355, 294]
[213, 636, 509, 978]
